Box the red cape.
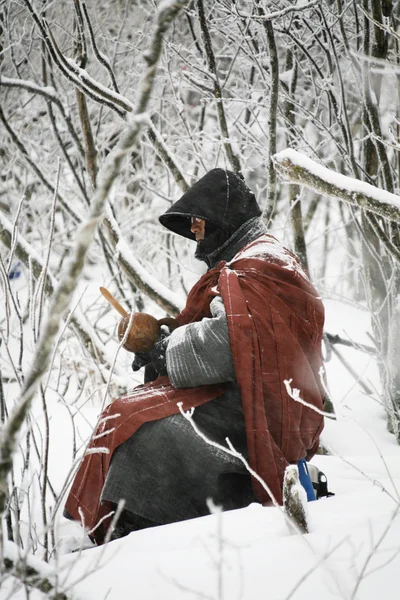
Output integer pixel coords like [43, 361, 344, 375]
[65, 234, 324, 543]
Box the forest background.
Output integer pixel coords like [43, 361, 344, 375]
[1, 0, 400, 598]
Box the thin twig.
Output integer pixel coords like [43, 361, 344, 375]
[0, 0, 189, 526]
[196, 0, 241, 174]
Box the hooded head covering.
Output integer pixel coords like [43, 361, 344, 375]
[159, 168, 261, 262]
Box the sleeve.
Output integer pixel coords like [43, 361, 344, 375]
[166, 296, 236, 388]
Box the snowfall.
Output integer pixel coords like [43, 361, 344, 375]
[2, 235, 400, 599]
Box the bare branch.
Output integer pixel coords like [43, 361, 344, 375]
[0, 104, 81, 224]
[76, 89, 98, 190]
[103, 209, 183, 315]
[0, 76, 84, 156]
[20, 0, 127, 117]
[0, 210, 110, 367]
[196, 0, 242, 174]
[81, 2, 120, 93]
[256, 1, 279, 223]
[147, 121, 189, 192]
[43, 21, 130, 116]
[326, 332, 377, 356]
[0, 0, 189, 520]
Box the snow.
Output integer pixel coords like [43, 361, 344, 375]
[3, 204, 400, 600]
[52, 462, 400, 600]
[274, 148, 400, 210]
[233, 235, 309, 279]
[3, 296, 399, 600]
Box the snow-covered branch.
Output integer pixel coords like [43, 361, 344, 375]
[104, 208, 184, 315]
[0, 74, 84, 155]
[177, 402, 281, 509]
[0, 105, 81, 224]
[234, 0, 320, 21]
[196, 0, 242, 174]
[273, 149, 400, 224]
[147, 122, 189, 193]
[257, 1, 279, 222]
[0, 0, 189, 519]
[81, 2, 120, 94]
[3, 541, 77, 600]
[284, 379, 336, 419]
[0, 76, 59, 102]
[0, 211, 111, 368]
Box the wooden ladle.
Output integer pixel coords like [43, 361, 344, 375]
[99, 287, 178, 353]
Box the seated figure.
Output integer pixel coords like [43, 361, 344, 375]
[64, 168, 325, 544]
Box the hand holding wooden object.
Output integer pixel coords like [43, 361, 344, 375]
[99, 287, 178, 353]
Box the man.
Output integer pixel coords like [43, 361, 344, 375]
[65, 168, 325, 544]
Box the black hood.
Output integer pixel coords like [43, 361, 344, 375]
[159, 168, 261, 243]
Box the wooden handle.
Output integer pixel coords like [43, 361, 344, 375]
[158, 317, 179, 331]
[99, 287, 128, 318]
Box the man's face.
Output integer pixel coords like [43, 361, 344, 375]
[190, 217, 206, 241]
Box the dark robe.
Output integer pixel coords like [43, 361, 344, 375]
[64, 233, 325, 544]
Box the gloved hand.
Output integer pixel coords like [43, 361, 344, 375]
[148, 334, 169, 376]
[131, 332, 170, 376]
[131, 352, 151, 372]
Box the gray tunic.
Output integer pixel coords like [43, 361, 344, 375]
[166, 295, 236, 387]
[101, 219, 267, 523]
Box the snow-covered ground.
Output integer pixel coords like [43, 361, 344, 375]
[4, 295, 400, 600]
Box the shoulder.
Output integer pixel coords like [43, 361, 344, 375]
[229, 234, 308, 278]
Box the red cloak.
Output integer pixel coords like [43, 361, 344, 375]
[65, 234, 325, 544]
